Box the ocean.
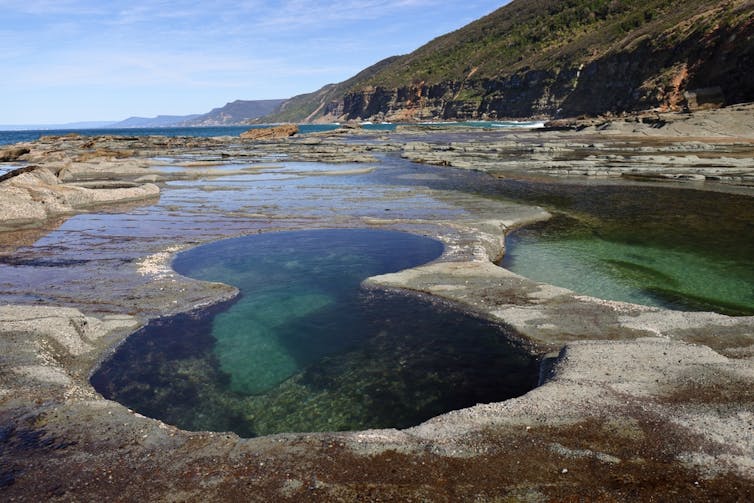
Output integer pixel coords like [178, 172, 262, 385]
[0, 121, 544, 146]
[0, 125, 341, 146]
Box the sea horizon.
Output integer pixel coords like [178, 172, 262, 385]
[0, 124, 340, 146]
[0, 121, 545, 146]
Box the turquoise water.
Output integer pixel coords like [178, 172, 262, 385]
[173, 229, 445, 394]
[370, 159, 754, 316]
[502, 213, 754, 315]
[91, 229, 538, 436]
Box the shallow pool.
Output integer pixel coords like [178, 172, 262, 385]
[501, 210, 754, 316]
[372, 158, 754, 315]
[91, 229, 538, 436]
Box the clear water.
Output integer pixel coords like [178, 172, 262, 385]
[91, 229, 538, 436]
[369, 159, 754, 316]
[501, 211, 754, 316]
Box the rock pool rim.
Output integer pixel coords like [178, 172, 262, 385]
[164, 226, 542, 357]
[91, 228, 543, 437]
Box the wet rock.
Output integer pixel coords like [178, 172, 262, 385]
[0, 118, 752, 499]
[399, 109, 754, 185]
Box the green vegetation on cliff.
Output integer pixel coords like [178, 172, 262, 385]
[358, 0, 692, 86]
[264, 0, 754, 122]
[265, 56, 402, 123]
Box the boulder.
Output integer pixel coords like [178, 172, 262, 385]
[0, 167, 160, 230]
[684, 87, 725, 111]
[240, 124, 298, 140]
[0, 146, 30, 162]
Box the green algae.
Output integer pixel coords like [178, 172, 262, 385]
[602, 259, 679, 287]
[643, 287, 754, 317]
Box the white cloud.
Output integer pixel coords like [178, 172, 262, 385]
[251, 0, 437, 29]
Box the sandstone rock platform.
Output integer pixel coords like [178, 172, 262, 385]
[1, 115, 752, 500]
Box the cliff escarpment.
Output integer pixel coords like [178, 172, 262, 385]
[266, 0, 754, 122]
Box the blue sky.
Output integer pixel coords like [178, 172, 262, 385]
[1, 1, 507, 124]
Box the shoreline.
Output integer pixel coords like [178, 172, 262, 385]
[1, 111, 753, 499]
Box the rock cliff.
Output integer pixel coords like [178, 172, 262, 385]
[266, 0, 754, 122]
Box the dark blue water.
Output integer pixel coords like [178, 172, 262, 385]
[0, 121, 544, 146]
[91, 229, 538, 436]
[0, 125, 340, 146]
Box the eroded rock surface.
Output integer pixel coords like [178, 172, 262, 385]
[0, 147, 30, 162]
[0, 167, 159, 231]
[2, 306, 752, 501]
[401, 105, 754, 186]
[1, 119, 753, 500]
[240, 123, 298, 140]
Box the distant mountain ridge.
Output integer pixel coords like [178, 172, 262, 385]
[109, 115, 201, 128]
[264, 0, 754, 123]
[180, 99, 286, 126]
[96, 99, 287, 129]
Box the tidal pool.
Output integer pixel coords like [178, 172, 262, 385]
[373, 159, 754, 316]
[92, 229, 538, 437]
[500, 201, 754, 316]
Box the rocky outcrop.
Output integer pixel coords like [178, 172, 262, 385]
[0, 146, 30, 162]
[0, 167, 159, 230]
[399, 104, 754, 186]
[685, 87, 726, 110]
[1, 123, 753, 499]
[240, 124, 298, 140]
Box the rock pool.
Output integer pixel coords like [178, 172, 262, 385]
[496, 184, 754, 315]
[91, 229, 538, 436]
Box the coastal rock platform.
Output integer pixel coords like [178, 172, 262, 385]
[1, 109, 753, 500]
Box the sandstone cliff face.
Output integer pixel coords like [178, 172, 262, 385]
[328, 16, 754, 122]
[305, 1, 754, 122]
